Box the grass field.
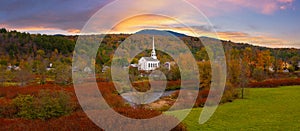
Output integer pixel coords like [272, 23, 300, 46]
[166, 86, 300, 130]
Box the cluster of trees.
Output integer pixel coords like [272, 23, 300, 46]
[0, 59, 72, 87]
[96, 34, 300, 75]
[1, 28, 299, 88]
[0, 28, 75, 86]
[0, 28, 75, 66]
[1, 90, 74, 120]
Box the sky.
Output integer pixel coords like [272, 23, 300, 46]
[0, 0, 299, 48]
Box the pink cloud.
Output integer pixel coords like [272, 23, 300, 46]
[277, 0, 293, 3]
[216, 31, 300, 48]
[261, 2, 278, 14]
[186, 0, 295, 16]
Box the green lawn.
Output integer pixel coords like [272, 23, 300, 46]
[166, 86, 300, 130]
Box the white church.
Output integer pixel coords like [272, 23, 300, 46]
[138, 37, 160, 71]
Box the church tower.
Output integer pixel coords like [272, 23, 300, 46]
[151, 36, 157, 59]
[138, 36, 160, 71]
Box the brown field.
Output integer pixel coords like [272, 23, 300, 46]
[0, 81, 186, 130]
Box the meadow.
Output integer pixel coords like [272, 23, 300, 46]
[166, 86, 300, 130]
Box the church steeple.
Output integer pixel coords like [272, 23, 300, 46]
[151, 36, 157, 59]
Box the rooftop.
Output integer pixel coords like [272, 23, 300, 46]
[141, 57, 159, 62]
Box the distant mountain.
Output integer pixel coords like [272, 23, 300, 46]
[53, 34, 66, 37]
[136, 29, 188, 37]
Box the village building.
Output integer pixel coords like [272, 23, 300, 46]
[102, 66, 110, 73]
[7, 65, 20, 71]
[46, 63, 53, 71]
[83, 66, 92, 74]
[138, 37, 160, 71]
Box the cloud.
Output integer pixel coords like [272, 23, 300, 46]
[0, 0, 295, 34]
[0, 0, 111, 33]
[217, 31, 299, 48]
[111, 14, 177, 33]
[186, 0, 295, 16]
[0, 0, 298, 48]
[67, 29, 81, 33]
[108, 14, 298, 49]
[108, 14, 217, 37]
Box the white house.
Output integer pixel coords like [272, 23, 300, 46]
[46, 63, 53, 71]
[164, 62, 171, 71]
[83, 66, 92, 74]
[7, 65, 20, 71]
[102, 66, 110, 73]
[130, 64, 138, 68]
[138, 37, 160, 71]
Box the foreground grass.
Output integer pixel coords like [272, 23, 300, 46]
[166, 86, 300, 130]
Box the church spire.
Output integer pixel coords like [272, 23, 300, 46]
[151, 36, 157, 59]
[152, 36, 155, 51]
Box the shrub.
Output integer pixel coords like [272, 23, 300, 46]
[12, 90, 74, 120]
[195, 89, 209, 107]
[0, 101, 17, 118]
[35, 90, 74, 119]
[288, 66, 295, 72]
[248, 78, 300, 88]
[221, 82, 239, 103]
[13, 94, 36, 119]
[193, 82, 238, 107]
[198, 62, 212, 89]
[0, 109, 186, 131]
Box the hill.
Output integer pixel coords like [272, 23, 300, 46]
[136, 29, 188, 37]
[0, 28, 75, 61]
[0, 28, 299, 69]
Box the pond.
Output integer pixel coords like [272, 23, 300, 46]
[121, 88, 198, 107]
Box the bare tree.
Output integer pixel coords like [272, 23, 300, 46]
[35, 60, 47, 85]
[0, 66, 5, 87]
[239, 60, 249, 99]
[16, 69, 33, 87]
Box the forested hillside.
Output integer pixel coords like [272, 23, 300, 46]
[0, 28, 75, 62]
[0, 28, 299, 72]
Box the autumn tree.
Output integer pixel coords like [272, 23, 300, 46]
[195, 47, 209, 61]
[252, 67, 265, 82]
[226, 48, 242, 86]
[129, 66, 140, 82]
[243, 47, 254, 76]
[256, 50, 273, 72]
[198, 61, 211, 89]
[290, 56, 300, 71]
[53, 61, 72, 85]
[272, 50, 282, 74]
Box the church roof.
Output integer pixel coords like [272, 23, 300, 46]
[141, 57, 159, 62]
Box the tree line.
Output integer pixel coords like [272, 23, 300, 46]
[0, 28, 299, 88]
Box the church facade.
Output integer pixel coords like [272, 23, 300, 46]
[138, 37, 160, 71]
